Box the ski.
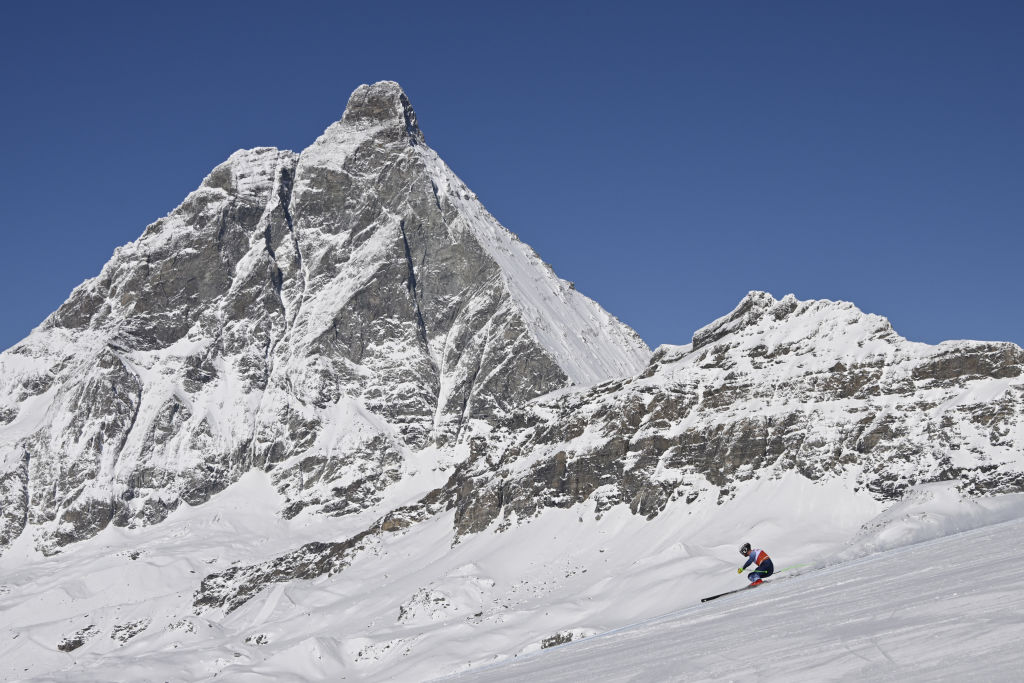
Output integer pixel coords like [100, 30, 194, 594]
[700, 581, 764, 603]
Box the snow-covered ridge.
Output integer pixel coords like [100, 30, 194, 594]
[440, 289, 1023, 538]
[691, 290, 898, 354]
[201, 147, 299, 199]
[293, 79, 649, 388]
[418, 146, 650, 386]
[665, 290, 1020, 386]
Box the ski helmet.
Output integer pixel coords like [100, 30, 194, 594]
[740, 542, 751, 556]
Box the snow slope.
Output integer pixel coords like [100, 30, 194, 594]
[449, 513, 1024, 682]
[3, 466, 1022, 681]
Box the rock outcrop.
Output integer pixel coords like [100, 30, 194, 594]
[450, 292, 1024, 533]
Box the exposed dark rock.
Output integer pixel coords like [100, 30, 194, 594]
[57, 625, 99, 652]
[111, 620, 150, 644]
[542, 631, 577, 648]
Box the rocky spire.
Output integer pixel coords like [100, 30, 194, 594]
[340, 80, 424, 145]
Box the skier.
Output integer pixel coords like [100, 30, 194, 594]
[738, 542, 773, 585]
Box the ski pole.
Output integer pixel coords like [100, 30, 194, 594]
[736, 563, 808, 575]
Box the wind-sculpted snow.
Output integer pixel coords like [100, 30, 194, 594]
[0, 81, 648, 555]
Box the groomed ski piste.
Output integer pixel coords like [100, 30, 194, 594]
[443, 513, 1024, 682]
[2, 471, 1023, 681]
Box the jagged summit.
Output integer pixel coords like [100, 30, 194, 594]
[691, 291, 898, 353]
[341, 80, 423, 144]
[692, 291, 783, 350]
[300, 81, 424, 172]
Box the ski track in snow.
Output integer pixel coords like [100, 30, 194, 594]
[444, 517, 1024, 682]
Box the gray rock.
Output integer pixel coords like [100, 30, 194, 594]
[445, 292, 1024, 536]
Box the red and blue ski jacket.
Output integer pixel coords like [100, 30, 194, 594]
[741, 548, 770, 570]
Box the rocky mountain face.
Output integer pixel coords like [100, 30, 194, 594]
[0, 81, 649, 555]
[191, 291, 1024, 612]
[1, 82, 1022, 624]
[449, 291, 1024, 534]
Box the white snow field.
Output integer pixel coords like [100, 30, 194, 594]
[2, 472, 1023, 682]
[448, 514, 1024, 683]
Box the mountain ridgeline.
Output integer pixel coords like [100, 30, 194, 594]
[1, 82, 1022, 616]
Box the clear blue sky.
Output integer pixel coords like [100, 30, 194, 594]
[2, 1, 1021, 352]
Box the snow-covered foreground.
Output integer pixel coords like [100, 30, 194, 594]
[2, 470, 1022, 682]
[449, 515, 1024, 682]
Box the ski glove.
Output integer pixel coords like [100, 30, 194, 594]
[737, 568, 743, 574]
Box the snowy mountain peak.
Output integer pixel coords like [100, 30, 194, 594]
[340, 80, 423, 144]
[692, 290, 783, 350]
[294, 81, 423, 179]
[692, 290, 897, 354]
[0, 79, 650, 556]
